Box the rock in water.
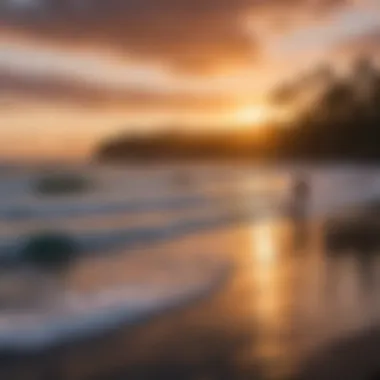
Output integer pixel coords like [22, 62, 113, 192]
[20, 232, 79, 273]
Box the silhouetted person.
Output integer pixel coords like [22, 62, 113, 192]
[290, 175, 311, 250]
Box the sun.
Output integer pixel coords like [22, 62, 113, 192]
[233, 106, 271, 128]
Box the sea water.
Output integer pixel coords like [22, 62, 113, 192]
[0, 163, 379, 353]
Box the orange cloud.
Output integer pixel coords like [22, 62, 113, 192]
[0, 0, 349, 73]
[0, 69, 243, 112]
[332, 29, 380, 61]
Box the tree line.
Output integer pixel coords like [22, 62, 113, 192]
[96, 57, 380, 162]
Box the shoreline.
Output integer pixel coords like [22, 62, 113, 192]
[0, 253, 232, 355]
[0, 166, 379, 379]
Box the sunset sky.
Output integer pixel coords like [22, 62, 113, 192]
[0, 0, 380, 159]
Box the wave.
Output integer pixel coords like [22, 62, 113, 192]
[0, 257, 232, 352]
[1, 165, 380, 355]
[0, 186, 273, 221]
[0, 205, 276, 259]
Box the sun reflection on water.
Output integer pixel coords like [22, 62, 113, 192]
[251, 220, 279, 330]
[254, 221, 277, 266]
[249, 219, 295, 378]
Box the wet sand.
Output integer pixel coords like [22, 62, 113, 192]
[2, 216, 380, 380]
[298, 327, 380, 380]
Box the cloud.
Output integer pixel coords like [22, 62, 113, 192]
[0, 0, 349, 73]
[332, 29, 380, 61]
[0, 69, 239, 111]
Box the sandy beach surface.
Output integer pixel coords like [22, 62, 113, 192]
[1, 166, 380, 380]
[1, 215, 380, 380]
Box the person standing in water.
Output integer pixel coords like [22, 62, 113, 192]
[290, 174, 311, 249]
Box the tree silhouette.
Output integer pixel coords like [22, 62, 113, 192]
[97, 57, 380, 162]
[274, 57, 380, 160]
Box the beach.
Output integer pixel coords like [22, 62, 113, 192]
[1, 165, 380, 379]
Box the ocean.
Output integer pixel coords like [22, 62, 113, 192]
[1, 163, 380, 379]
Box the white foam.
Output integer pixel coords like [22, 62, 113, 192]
[0, 257, 231, 351]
